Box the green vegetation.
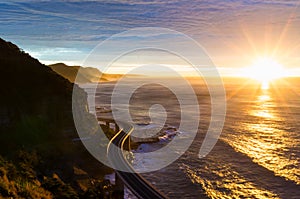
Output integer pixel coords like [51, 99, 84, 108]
[0, 38, 116, 198]
[0, 151, 114, 198]
[0, 152, 52, 199]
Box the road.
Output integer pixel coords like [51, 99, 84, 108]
[107, 121, 168, 199]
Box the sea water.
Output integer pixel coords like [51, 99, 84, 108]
[82, 78, 300, 198]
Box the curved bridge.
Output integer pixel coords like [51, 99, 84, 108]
[102, 118, 168, 199]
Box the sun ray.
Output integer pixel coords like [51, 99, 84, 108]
[269, 79, 293, 117]
[271, 2, 300, 58]
[239, 23, 259, 58]
[263, 24, 272, 57]
[209, 23, 251, 63]
[226, 78, 261, 101]
[281, 42, 300, 59]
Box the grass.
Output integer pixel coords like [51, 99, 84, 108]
[0, 150, 115, 198]
[0, 154, 52, 198]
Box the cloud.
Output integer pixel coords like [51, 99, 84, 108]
[24, 46, 86, 64]
[2, 0, 298, 38]
[1, 0, 300, 70]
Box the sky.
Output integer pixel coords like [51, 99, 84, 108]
[1, 0, 300, 76]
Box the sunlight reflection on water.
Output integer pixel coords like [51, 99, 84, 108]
[224, 86, 300, 185]
[85, 79, 300, 198]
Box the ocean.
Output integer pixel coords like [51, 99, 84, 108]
[82, 77, 300, 199]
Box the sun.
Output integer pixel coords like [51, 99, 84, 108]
[246, 57, 285, 81]
[242, 57, 286, 89]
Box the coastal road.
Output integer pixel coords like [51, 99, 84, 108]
[107, 121, 168, 199]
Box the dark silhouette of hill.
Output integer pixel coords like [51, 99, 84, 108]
[0, 38, 76, 149]
[49, 63, 123, 83]
[0, 38, 114, 198]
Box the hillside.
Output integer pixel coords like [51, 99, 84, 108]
[0, 38, 114, 198]
[49, 63, 123, 83]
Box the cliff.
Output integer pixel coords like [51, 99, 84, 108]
[0, 38, 113, 198]
[49, 63, 123, 83]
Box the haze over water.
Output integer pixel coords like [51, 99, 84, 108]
[87, 77, 300, 198]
